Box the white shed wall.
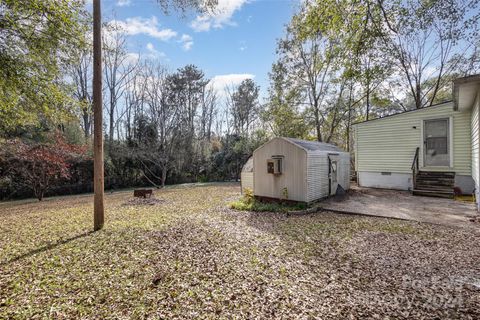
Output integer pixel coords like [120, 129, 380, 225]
[240, 172, 254, 193]
[253, 138, 307, 202]
[306, 152, 351, 202]
[306, 153, 329, 202]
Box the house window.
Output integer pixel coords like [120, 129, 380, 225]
[426, 137, 448, 154]
[267, 157, 283, 175]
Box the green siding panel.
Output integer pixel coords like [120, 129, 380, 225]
[354, 103, 472, 175]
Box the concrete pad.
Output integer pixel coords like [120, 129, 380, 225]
[320, 185, 480, 231]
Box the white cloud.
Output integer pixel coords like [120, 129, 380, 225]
[179, 34, 194, 51]
[124, 52, 140, 65]
[209, 73, 255, 95]
[146, 42, 155, 52]
[116, 0, 131, 6]
[145, 42, 166, 59]
[190, 0, 248, 32]
[109, 16, 177, 41]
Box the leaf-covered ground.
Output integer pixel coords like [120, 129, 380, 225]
[1, 183, 479, 319]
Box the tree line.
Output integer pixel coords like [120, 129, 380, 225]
[1, 0, 479, 200]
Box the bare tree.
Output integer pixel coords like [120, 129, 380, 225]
[199, 84, 217, 141]
[375, 0, 478, 109]
[103, 24, 137, 144]
[123, 61, 148, 142]
[71, 46, 93, 139]
[277, 10, 340, 142]
[226, 79, 260, 138]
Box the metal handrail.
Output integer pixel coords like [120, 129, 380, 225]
[411, 147, 419, 190]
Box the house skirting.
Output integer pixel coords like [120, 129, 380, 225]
[358, 172, 412, 190]
[358, 171, 475, 194]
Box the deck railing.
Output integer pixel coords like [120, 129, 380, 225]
[411, 147, 420, 190]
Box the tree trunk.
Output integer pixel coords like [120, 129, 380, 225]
[161, 165, 167, 188]
[415, 81, 422, 109]
[109, 97, 115, 144]
[35, 187, 44, 201]
[314, 104, 322, 142]
[83, 110, 91, 138]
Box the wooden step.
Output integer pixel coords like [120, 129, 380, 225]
[415, 177, 454, 182]
[413, 171, 456, 198]
[412, 189, 454, 199]
[416, 175, 454, 179]
[417, 171, 455, 176]
[415, 184, 453, 191]
[415, 180, 454, 187]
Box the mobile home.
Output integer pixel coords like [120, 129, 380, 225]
[353, 75, 480, 207]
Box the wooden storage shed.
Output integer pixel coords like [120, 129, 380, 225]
[246, 137, 350, 203]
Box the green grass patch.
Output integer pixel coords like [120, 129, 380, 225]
[229, 197, 307, 213]
[230, 187, 307, 213]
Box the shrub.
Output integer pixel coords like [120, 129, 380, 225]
[0, 132, 88, 201]
[243, 187, 254, 204]
[229, 191, 307, 213]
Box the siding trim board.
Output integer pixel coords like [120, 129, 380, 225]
[352, 101, 453, 126]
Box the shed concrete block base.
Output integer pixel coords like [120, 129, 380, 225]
[358, 172, 412, 190]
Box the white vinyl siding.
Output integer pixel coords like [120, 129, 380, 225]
[306, 152, 350, 202]
[240, 172, 254, 192]
[306, 153, 329, 202]
[471, 93, 480, 208]
[355, 102, 472, 175]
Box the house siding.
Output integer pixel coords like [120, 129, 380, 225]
[472, 92, 480, 209]
[339, 152, 351, 191]
[355, 102, 472, 175]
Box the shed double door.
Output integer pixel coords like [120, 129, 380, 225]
[328, 154, 339, 196]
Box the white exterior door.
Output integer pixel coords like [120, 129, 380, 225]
[424, 118, 450, 167]
[329, 156, 339, 195]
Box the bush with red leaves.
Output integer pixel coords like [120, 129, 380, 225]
[0, 133, 88, 201]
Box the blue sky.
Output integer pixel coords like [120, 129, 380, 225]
[92, 0, 298, 98]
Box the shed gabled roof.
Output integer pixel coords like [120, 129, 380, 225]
[282, 137, 343, 152]
[241, 156, 253, 172]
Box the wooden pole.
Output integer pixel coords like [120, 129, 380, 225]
[93, 0, 104, 231]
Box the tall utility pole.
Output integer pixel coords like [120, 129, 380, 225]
[93, 0, 104, 231]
